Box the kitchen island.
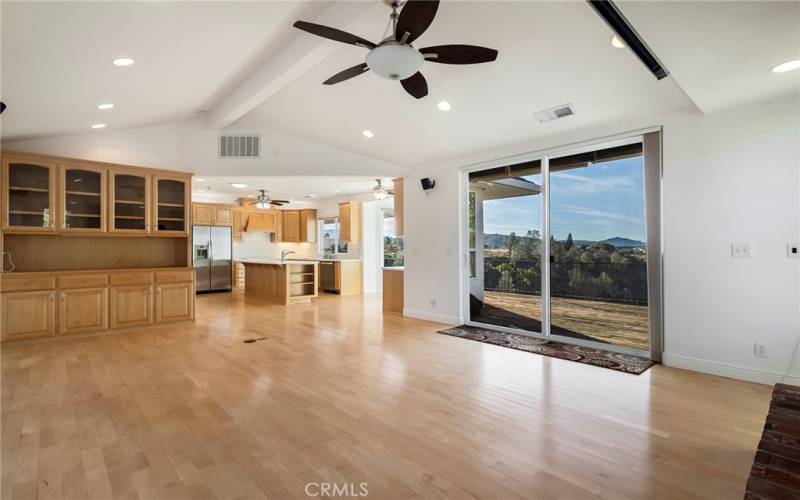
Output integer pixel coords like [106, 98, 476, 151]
[239, 259, 319, 304]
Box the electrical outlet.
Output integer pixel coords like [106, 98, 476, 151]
[788, 243, 799, 259]
[731, 243, 751, 259]
[754, 343, 768, 359]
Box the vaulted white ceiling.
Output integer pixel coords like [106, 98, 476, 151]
[2, 1, 798, 172]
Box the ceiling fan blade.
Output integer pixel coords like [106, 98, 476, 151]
[323, 63, 370, 85]
[271, 200, 290, 204]
[401, 72, 428, 99]
[293, 21, 376, 49]
[420, 44, 498, 64]
[395, 0, 439, 44]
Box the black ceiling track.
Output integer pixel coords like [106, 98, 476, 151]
[587, 0, 669, 80]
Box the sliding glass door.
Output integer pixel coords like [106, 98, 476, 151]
[466, 132, 661, 357]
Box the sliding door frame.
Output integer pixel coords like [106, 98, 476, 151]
[460, 126, 663, 360]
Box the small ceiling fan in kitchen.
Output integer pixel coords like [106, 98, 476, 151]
[254, 190, 289, 209]
[372, 179, 394, 200]
[293, 0, 498, 99]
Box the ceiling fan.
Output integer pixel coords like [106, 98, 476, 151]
[372, 179, 394, 200]
[255, 190, 289, 209]
[293, 0, 498, 99]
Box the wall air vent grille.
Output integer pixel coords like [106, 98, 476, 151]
[533, 104, 575, 123]
[219, 134, 261, 158]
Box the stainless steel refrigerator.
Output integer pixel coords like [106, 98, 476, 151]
[192, 226, 232, 293]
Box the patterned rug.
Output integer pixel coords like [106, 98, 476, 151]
[438, 325, 653, 375]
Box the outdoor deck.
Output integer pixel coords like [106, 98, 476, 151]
[473, 291, 650, 350]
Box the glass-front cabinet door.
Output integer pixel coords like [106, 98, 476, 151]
[152, 176, 189, 234]
[60, 164, 106, 232]
[2, 156, 58, 231]
[110, 171, 150, 233]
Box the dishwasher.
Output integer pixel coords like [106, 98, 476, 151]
[319, 261, 338, 293]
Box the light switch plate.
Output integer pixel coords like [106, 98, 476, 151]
[788, 243, 799, 259]
[731, 243, 751, 259]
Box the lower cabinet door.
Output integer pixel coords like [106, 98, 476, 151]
[155, 282, 194, 323]
[110, 285, 153, 329]
[1, 290, 56, 341]
[58, 287, 108, 335]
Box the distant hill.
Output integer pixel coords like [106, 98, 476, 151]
[600, 237, 645, 248]
[485, 233, 644, 249]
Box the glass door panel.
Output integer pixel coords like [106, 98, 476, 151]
[63, 167, 104, 231]
[155, 177, 187, 233]
[468, 161, 544, 333]
[5, 161, 56, 230]
[548, 142, 650, 351]
[112, 173, 148, 232]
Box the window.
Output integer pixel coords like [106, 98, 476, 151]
[319, 217, 348, 255]
[383, 210, 404, 267]
[468, 191, 476, 278]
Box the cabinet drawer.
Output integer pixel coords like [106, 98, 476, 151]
[59, 274, 108, 289]
[155, 270, 194, 284]
[1, 275, 56, 292]
[110, 272, 153, 286]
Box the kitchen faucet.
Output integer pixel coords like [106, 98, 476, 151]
[281, 250, 296, 262]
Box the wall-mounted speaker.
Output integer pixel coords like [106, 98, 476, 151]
[0, 102, 6, 114]
[420, 177, 436, 192]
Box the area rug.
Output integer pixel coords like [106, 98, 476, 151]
[438, 325, 653, 374]
[745, 383, 800, 499]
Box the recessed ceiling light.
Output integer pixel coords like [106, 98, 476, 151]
[195, 178, 205, 182]
[229, 183, 248, 189]
[305, 194, 316, 199]
[362, 130, 374, 138]
[333, 189, 341, 193]
[611, 35, 625, 49]
[91, 123, 106, 129]
[97, 103, 115, 110]
[437, 100, 451, 111]
[771, 59, 800, 73]
[112, 57, 135, 67]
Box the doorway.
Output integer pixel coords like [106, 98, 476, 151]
[465, 132, 662, 358]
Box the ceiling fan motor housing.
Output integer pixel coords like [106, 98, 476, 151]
[366, 43, 424, 80]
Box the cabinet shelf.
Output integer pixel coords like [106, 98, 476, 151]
[114, 215, 145, 220]
[9, 186, 49, 193]
[9, 210, 46, 215]
[158, 203, 184, 208]
[157, 217, 184, 222]
[66, 213, 101, 218]
[66, 190, 101, 197]
[115, 200, 145, 205]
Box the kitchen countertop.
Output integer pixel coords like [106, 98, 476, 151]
[382, 267, 404, 271]
[238, 258, 320, 265]
[318, 258, 362, 262]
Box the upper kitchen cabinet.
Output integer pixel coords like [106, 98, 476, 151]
[282, 210, 301, 242]
[299, 209, 317, 243]
[153, 175, 190, 235]
[338, 201, 361, 242]
[392, 177, 404, 236]
[110, 170, 150, 233]
[2, 155, 58, 232]
[191, 203, 233, 227]
[60, 164, 106, 233]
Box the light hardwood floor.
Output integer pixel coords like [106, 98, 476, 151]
[1, 292, 771, 499]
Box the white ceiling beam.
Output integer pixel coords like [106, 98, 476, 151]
[207, 1, 386, 130]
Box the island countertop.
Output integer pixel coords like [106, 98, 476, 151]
[238, 258, 320, 266]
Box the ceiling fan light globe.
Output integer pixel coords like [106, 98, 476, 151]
[366, 44, 424, 80]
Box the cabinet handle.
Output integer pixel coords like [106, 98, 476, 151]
[49, 292, 54, 302]
[60, 292, 65, 301]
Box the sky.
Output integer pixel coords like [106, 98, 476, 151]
[482, 156, 647, 242]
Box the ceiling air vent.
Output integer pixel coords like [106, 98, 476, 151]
[219, 134, 261, 158]
[533, 104, 574, 123]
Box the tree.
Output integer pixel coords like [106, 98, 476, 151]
[565, 232, 574, 250]
[507, 232, 517, 255]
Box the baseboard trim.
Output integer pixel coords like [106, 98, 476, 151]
[402, 308, 461, 326]
[662, 353, 800, 385]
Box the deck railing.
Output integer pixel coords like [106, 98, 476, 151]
[483, 257, 648, 305]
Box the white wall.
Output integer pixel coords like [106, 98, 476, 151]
[404, 93, 800, 384]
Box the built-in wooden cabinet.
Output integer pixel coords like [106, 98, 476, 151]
[110, 284, 153, 329]
[61, 164, 106, 233]
[110, 170, 150, 233]
[58, 287, 108, 335]
[2, 156, 58, 232]
[299, 209, 317, 243]
[153, 176, 189, 235]
[1, 290, 56, 340]
[214, 207, 232, 226]
[155, 282, 195, 323]
[232, 210, 243, 241]
[339, 201, 361, 242]
[282, 210, 301, 242]
[191, 203, 232, 227]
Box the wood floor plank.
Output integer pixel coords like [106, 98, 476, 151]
[1, 292, 771, 499]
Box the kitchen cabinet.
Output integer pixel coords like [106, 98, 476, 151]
[193, 204, 214, 225]
[110, 170, 150, 233]
[232, 210, 243, 241]
[110, 284, 153, 328]
[319, 260, 362, 295]
[282, 210, 301, 242]
[214, 207, 232, 226]
[2, 155, 58, 232]
[392, 177, 404, 236]
[338, 201, 361, 242]
[1, 290, 56, 340]
[299, 209, 317, 243]
[155, 282, 194, 323]
[60, 164, 106, 233]
[153, 175, 189, 235]
[58, 287, 108, 335]
[245, 211, 276, 232]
